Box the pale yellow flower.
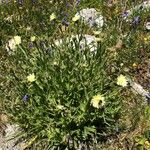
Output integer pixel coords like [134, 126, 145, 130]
[27, 73, 36, 82]
[57, 105, 64, 110]
[93, 30, 101, 35]
[50, 13, 56, 21]
[91, 94, 105, 108]
[95, 38, 101, 42]
[144, 37, 148, 41]
[120, 63, 124, 67]
[14, 36, 21, 45]
[117, 74, 128, 87]
[31, 36, 36, 42]
[132, 63, 137, 68]
[145, 141, 150, 147]
[72, 14, 80, 22]
[123, 67, 129, 72]
[80, 63, 88, 67]
[53, 61, 58, 65]
[26, 26, 31, 31]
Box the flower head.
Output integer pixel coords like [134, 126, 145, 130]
[132, 63, 138, 68]
[31, 36, 36, 42]
[145, 140, 150, 148]
[14, 36, 21, 45]
[53, 61, 58, 65]
[132, 16, 140, 26]
[122, 11, 130, 19]
[144, 37, 149, 44]
[93, 30, 101, 35]
[27, 73, 36, 82]
[50, 13, 56, 21]
[117, 74, 128, 87]
[57, 105, 65, 110]
[72, 14, 80, 22]
[62, 18, 70, 26]
[122, 11, 128, 17]
[29, 42, 34, 49]
[26, 26, 31, 31]
[91, 94, 105, 108]
[22, 94, 29, 102]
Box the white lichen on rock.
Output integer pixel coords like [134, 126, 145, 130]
[77, 8, 104, 28]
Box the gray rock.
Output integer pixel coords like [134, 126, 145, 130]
[77, 8, 104, 28]
[0, 124, 24, 150]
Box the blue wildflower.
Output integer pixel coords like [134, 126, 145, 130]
[22, 94, 29, 102]
[29, 42, 33, 49]
[132, 16, 140, 26]
[122, 11, 129, 18]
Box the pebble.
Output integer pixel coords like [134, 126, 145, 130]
[146, 22, 150, 30]
[0, 124, 24, 150]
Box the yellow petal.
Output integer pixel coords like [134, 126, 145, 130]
[14, 36, 21, 45]
[91, 94, 105, 108]
[93, 31, 101, 35]
[57, 105, 64, 110]
[72, 14, 80, 22]
[117, 74, 128, 87]
[27, 73, 36, 82]
[31, 36, 36, 42]
[50, 13, 56, 21]
[132, 63, 137, 68]
[95, 38, 101, 42]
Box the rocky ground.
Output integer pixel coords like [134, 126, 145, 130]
[0, 123, 23, 150]
[0, 1, 150, 149]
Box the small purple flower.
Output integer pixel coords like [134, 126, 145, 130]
[22, 94, 29, 102]
[62, 18, 70, 26]
[122, 11, 129, 18]
[132, 16, 140, 26]
[29, 42, 33, 49]
[66, 2, 71, 8]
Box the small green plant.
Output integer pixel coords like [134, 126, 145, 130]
[1, 35, 124, 149]
[1, 0, 150, 149]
